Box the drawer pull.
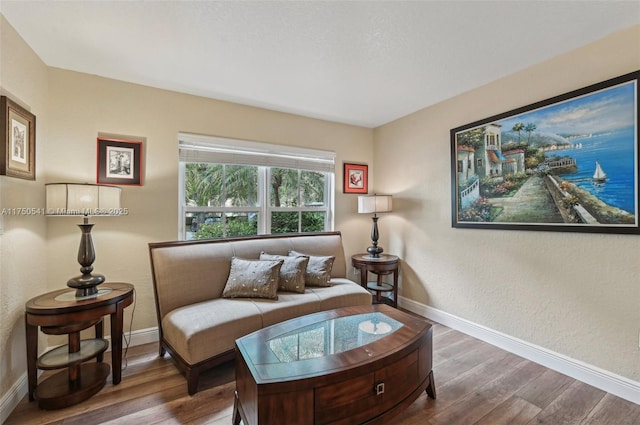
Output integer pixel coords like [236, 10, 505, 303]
[375, 382, 385, 396]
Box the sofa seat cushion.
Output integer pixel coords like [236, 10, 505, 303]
[162, 298, 263, 365]
[308, 278, 373, 310]
[249, 291, 325, 327]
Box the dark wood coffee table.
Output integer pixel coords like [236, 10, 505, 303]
[233, 304, 435, 425]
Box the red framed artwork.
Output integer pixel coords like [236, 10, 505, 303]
[343, 162, 368, 194]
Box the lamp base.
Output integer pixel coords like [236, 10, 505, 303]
[67, 273, 105, 297]
[367, 246, 384, 258]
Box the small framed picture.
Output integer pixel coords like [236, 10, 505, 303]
[343, 162, 368, 194]
[97, 137, 143, 185]
[1, 96, 36, 180]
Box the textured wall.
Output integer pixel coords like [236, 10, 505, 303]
[0, 15, 48, 411]
[373, 25, 640, 382]
[1, 15, 374, 412]
[43, 69, 374, 333]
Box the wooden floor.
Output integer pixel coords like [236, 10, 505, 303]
[6, 321, 640, 425]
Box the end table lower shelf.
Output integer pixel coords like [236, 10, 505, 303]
[35, 363, 111, 410]
[366, 281, 396, 306]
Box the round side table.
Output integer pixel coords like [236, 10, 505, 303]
[351, 254, 399, 307]
[25, 282, 134, 409]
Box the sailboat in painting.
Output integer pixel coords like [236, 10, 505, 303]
[593, 161, 607, 182]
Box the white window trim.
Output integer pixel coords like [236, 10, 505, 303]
[178, 133, 335, 240]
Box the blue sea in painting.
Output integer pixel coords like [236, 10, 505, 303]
[557, 127, 636, 214]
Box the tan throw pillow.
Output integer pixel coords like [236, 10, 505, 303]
[260, 252, 309, 293]
[222, 257, 283, 300]
[289, 250, 335, 287]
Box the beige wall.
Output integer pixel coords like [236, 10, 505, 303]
[374, 25, 640, 382]
[0, 14, 374, 415]
[44, 68, 374, 334]
[0, 15, 49, 408]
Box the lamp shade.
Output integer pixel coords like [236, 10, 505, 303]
[358, 194, 392, 214]
[46, 183, 121, 216]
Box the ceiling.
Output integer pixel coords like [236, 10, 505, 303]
[1, 1, 639, 128]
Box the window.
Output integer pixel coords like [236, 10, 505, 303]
[179, 134, 335, 240]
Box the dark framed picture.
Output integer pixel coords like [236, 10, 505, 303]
[1, 96, 36, 180]
[343, 162, 368, 194]
[97, 137, 143, 185]
[451, 70, 639, 234]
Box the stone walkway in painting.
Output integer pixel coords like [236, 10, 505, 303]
[489, 176, 564, 223]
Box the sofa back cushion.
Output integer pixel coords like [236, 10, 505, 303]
[149, 242, 234, 320]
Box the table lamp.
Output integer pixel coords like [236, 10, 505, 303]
[46, 183, 122, 297]
[358, 194, 392, 258]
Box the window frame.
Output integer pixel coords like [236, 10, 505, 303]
[178, 134, 335, 240]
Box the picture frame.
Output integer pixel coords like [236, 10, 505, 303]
[451, 70, 639, 235]
[97, 137, 143, 185]
[343, 162, 368, 194]
[1, 96, 36, 180]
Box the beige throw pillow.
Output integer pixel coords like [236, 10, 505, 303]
[260, 252, 309, 293]
[222, 257, 283, 300]
[289, 250, 335, 287]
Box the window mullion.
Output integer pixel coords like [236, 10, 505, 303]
[297, 170, 302, 232]
[260, 167, 269, 234]
[326, 172, 333, 231]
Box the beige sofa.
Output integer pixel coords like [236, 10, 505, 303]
[148, 231, 372, 395]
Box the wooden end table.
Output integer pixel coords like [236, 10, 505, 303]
[352, 254, 399, 307]
[25, 282, 134, 409]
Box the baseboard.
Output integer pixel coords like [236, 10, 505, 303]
[0, 378, 25, 425]
[122, 326, 160, 349]
[0, 326, 159, 424]
[399, 296, 640, 405]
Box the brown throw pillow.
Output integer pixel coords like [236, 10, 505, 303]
[260, 252, 309, 293]
[222, 257, 283, 300]
[289, 250, 335, 287]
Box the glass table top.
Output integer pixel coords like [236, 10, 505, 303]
[267, 312, 403, 363]
[37, 339, 109, 369]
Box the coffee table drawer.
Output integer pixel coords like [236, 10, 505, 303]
[315, 349, 420, 425]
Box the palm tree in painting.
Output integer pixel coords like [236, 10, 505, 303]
[512, 122, 525, 142]
[525, 123, 537, 143]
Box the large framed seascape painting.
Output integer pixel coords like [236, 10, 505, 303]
[451, 71, 639, 234]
